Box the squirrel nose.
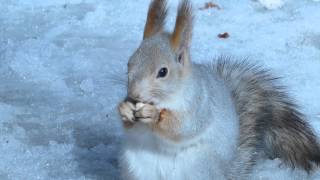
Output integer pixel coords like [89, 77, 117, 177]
[127, 93, 139, 102]
[126, 95, 139, 104]
[127, 88, 141, 103]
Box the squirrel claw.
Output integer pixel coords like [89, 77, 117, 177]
[134, 103, 159, 124]
[118, 101, 136, 124]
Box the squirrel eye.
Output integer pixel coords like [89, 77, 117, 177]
[157, 67, 168, 78]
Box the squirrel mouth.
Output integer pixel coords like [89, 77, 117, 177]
[125, 96, 138, 104]
[125, 96, 154, 105]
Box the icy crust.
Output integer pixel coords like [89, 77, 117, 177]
[0, 0, 320, 179]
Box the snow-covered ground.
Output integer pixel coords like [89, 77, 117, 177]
[0, 0, 320, 179]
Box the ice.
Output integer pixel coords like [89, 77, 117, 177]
[0, 0, 320, 179]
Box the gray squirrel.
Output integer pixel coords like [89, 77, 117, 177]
[118, 0, 320, 179]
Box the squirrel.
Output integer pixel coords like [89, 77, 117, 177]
[118, 0, 320, 179]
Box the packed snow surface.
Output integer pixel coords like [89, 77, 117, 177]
[1, 0, 320, 179]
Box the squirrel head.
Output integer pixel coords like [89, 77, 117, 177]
[127, 0, 193, 105]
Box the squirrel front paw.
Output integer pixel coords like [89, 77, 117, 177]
[118, 101, 136, 126]
[134, 102, 160, 124]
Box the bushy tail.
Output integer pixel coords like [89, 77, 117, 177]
[263, 101, 320, 171]
[215, 58, 320, 172]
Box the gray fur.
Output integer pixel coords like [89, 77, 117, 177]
[215, 59, 320, 179]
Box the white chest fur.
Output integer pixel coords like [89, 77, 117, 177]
[120, 110, 239, 180]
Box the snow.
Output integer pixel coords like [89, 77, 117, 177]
[0, 0, 320, 179]
[258, 0, 286, 10]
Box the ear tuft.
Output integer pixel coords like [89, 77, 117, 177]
[170, 0, 193, 52]
[143, 0, 168, 40]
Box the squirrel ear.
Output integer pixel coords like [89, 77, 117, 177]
[170, 0, 193, 53]
[143, 0, 168, 40]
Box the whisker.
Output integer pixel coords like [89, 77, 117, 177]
[96, 72, 128, 87]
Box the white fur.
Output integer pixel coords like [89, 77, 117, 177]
[156, 78, 195, 112]
[120, 120, 238, 180]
